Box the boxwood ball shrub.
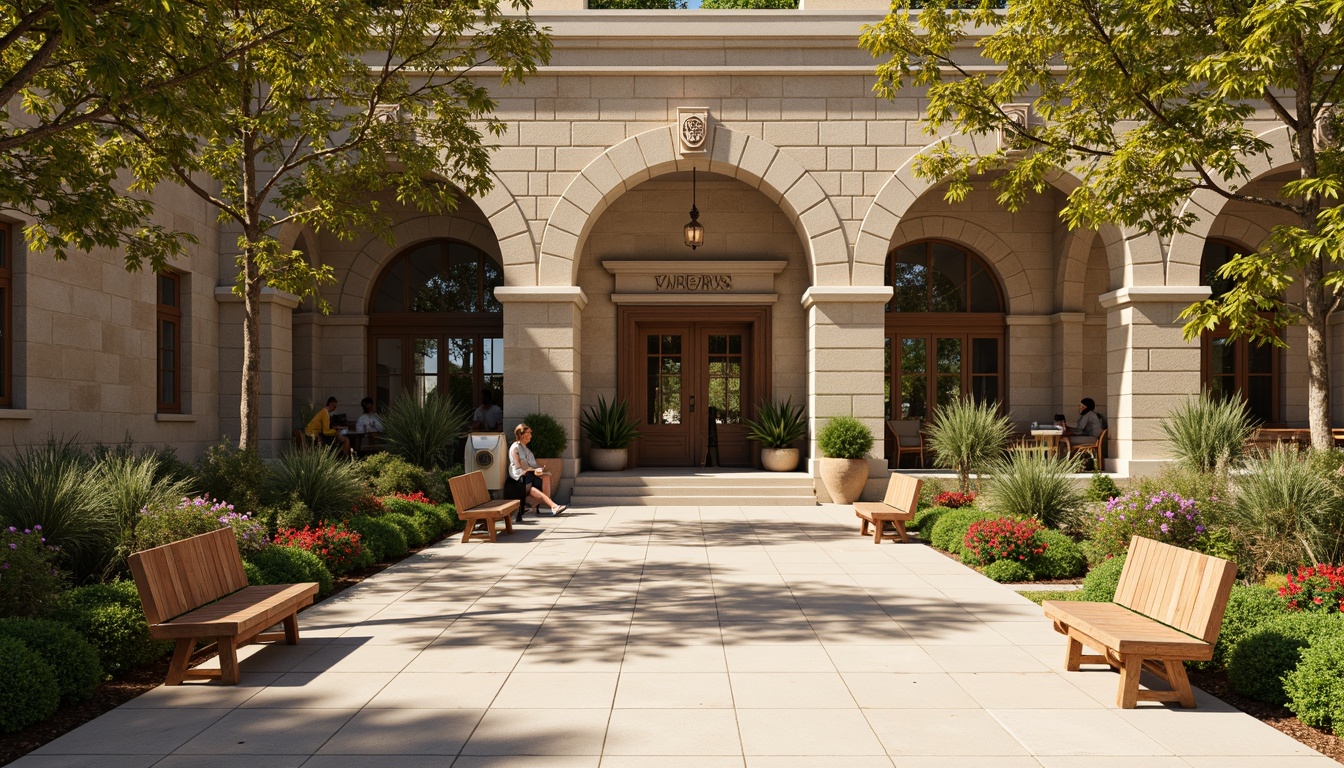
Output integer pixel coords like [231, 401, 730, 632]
[1079, 554, 1127, 602]
[912, 505, 954, 534]
[245, 545, 334, 597]
[1228, 611, 1344, 706]
[0, 618, 100, 704]
[929, 507, 1001, 556]
[1285, 634, 1344, 735]
[383, 512, 427, 549]
[345, 516, 408, 562]
[358, 453, 427, 498]
[1202, 584, 1290, 670]
[519, 412, 567, 459]
[984, 559, 1034, 583]
[54, 581, 171, 675]
[0, 635, 59, 733]
[817, 417, 873, 459]
[1030, 529, 1088, 579]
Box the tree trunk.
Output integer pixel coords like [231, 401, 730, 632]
[238, 239, 263, 452]
[1303, 259, 1332, 451]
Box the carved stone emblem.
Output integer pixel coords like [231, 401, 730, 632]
[677, 107, 710, 154]
[999, 103, 1032, 152]
[372, 103, 403, 124]
[1318, 104, 1338, 148]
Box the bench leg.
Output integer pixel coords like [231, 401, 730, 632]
[486, 519, 498, 542]
[859, 518, 870, 537]
[502, 514, 514, 535]
[165, 638, 194, 686]
[461, 517, 477, 543]
[1116, 655, 1143, 709]
[872, 520, 884, 543]
[284, 613, 299, 645]
[891, 520, 910, 543]
[218, 637, 241, 685]
[1064, 636, 1083, 671]
[1163, 660, 1196, 708]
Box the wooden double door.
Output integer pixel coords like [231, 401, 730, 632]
[618, 306, 771, 467]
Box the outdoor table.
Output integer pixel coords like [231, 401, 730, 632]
[1029, 428, 1065, 457]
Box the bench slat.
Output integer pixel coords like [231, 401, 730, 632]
[130, 528, 250, 625]
[148, 583, 319, 639]
[1114, 536, 1235, 643]
[1042, 600, 1214, 659]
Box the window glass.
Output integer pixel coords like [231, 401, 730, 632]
[374, 261, 405, 312]
[929, 244, 967, 312]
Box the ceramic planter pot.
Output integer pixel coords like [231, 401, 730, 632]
[588, 447, 628, 471]
[539, 457, 564, 483]
[820, 457, 868, 504]
[761, 447, 800, 472]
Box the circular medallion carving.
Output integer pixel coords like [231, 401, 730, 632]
[681, 115, 706, 149]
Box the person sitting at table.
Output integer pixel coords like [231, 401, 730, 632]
[509, 422, 566, 520]
[305, 396, 351, 458]
[1070, 398, 1104, 447]
[1052, 414, 1072, 436]
[470, 389, 502, 432]
[355, 397, 383, 434]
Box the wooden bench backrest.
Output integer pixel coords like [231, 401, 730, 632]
[882, 472, 922, 513]
[128, 527, 248, 626]
[1114, 536, 1237, 643]
[448, 470, 490, 511]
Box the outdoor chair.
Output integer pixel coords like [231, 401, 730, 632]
[887, 419, 925, 469]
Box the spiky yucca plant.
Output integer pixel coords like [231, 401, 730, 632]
[1161, 391, 1257, 472]
[925, 398, 1013, 493]
[1228, 444, 1344, 579]
[0, 438, 111, 582]
[266, 446, 365, 519]
[983, 450, 1085, 529]
[580, 396, 641, 450]
[745, 397, 807, 449]
[381, 393, 471, 470]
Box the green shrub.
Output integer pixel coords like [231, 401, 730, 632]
[929, 507, 1002, 555]
[916, 476, 950, 510]
[195, 441, 272, 514]
[743, 398, 807, 450]
[912, 505, 954, 534]
[1228, 611, 1344, 705]
[345, 515, 408, 562]
[1200, 584, 1289, 670]
[132, 496, 270, 554]
[267, 447, 365, 519]
[54, 581, 171, 675]
[245, 545, 334, 596]
[1079, 554, 1127, 602]
[0, 525, 66, 618]
[263, 495, 315, 532]
[1085, 472, 1121, 504]
[817, 417, 874, 459]
[0, 438, 114, 582]
[0, 635, 59, 732]
[382, 393, 472, 468]
[984, 559, 1034, 583]
[382, 497, 454, 539]
[421, 466, 462, 505]
[1031, 529, 1088, 579]
[1227, 444, 1344, 580]
[925, 397, 1013, 493]
[242, 559, 264, 586]
[1021, 589, 1084, 605]
[0, 618, 100, 704]
[357, 453, 427, 498]
[580, 396, 641, 450]
[93, 451, 194, 576]
[519, 413, 568, 459]
[983, 450, 1085, 528]
[1285, 634, 1344, 735]
[383, 512, 428, 549]
[1161, 391, 1257, 473]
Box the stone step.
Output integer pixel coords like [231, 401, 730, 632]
[573, 473, 813, 488]
[573, 483, 811, 497]
[569, 470, 818, 507]
[568, 494, 819, 507]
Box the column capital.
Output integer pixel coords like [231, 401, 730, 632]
[213, 286, 301, 309]
[801, 286, 893, 309]
[494, 286, 588, 310]
[1099, 285, 1210, 309]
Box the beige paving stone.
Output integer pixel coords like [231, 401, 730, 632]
[289, 643, 422, 673]
[7, 758, 159, 768]
[306, 758, 489, 768]
[403, 642, 526, 673]
[238, 672, 395, 709]
[923, 644, 1052, 673]
[1115, 707, 1326, 756]
[726, 644, 836, 672]
[30, 708, 230, 756]
[120, 674, 280, 708]
[744, 758, 896, 768]
[1180, 757, 1343, 768]
[732, 672, 857, 708]
[990, 709, 1172, 756]
[450, 759, 600, 768]
[888, 760, 1041, 768]
[147, 758, 306, 768]
[316, 708, 483, 754]
[615, 672, 734, 708]
[866, 709, 1031, 756]
[842, 673, 979, 709]
[621, 644, 728, 672]
[492, 671, 618, 708]
[365, 672, 508, 708]
[604, 708, 742, 755]
[601, 758, 746, 768]
[461, 707, 610, 756]
[951, 672, 1105, 709]
[826, 645, 944, 674]
[1032, 758, 1187, 768]
[173, 709, 357, 755]
[738, 709, 886, 756]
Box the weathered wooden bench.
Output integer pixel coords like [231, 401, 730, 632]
[854, 472, 922, 543]
[128, 528, 318, 686]
[448, 470, 519, 543]
[1042, 536, 1237, 708]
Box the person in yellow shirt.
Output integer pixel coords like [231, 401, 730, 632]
[305, 396, 351, 458]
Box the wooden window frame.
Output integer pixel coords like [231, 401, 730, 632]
[1199, 238, 1281, 425]
[156, 271, 182, 413]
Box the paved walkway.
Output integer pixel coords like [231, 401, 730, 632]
[16, 505, 1336, 767]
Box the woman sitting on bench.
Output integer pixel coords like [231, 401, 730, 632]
[509, 423, 566, 520]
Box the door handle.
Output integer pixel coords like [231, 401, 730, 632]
[689, 395, 695, 413]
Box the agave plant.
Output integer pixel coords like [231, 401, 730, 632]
[266, 445, 365, 518]
[745, 397, 807, 449]
[580, 396, 641, 449]
[0, 438, 113, 582]
[925, 397, 1014, 493]
[1161, 391, 1257, 472]
[983, 450, 1085, 529]
[1227, 444, 1344, 579]
[380, 393, 472, 469]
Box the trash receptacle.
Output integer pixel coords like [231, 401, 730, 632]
[464, 432, 507, 491]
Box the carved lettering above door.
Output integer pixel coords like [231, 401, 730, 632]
[653, 274, 733, 292]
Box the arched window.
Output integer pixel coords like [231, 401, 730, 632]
[1201, 239, 1278, 424]
[884, 240, 1007, 421]
[368, 239, 503, 412]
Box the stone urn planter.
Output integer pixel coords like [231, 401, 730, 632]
[588, 447, 628, 472]
[820, 457, 868, 504]
[761, 447, 800, 472]
[539, 457, 564, 483]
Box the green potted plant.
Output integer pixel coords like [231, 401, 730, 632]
[745, 397, 807, 471]
[519, 412, 568, 481]
[818, 416, 874, 503]
[580, 396, 641, 471]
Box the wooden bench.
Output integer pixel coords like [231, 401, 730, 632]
[854, 472, 922, 543]
[1042, 536, 1236, 708]
[448, 470, 519, 543]
[128, 528, 318, 686]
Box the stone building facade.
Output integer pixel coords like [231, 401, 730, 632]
[0, 1, 1323, 500]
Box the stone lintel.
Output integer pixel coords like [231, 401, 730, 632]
[1050, 312, 1087, 325]
[213, 286, 301, 309]
[0, 409, 34, 420]
[611, 293, 778, 306]
[495, 286, 589, 310]
[293, 314, 370, 328]
[155, 413, 198, 423]
[801, 286, 892, 309]
[1099, 286, 1210, 309]
[1005, 315, 1052, 327]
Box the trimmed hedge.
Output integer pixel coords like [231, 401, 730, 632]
[929, 507, 1003, 555]
[0, 618, 100, 704]
[0, 636, 59, 733]
[1030, 529, 1088, 579]
[53, 581, 172, 675]
[245, 545, 334, 597]
[911, 505, 954, 534]
[1285, 633, 1344, 735]
[1228, 611, 1344, 706]
[984, 559, 1033, 583]
[1202, 584, 1289, 670]
[1078, 554, 1127, 602]
[383, 512, 427, 549]
[345, 515, 408, 562]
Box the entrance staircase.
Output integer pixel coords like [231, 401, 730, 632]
[569, 468, 817, 507]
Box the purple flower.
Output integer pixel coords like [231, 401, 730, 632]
[7, 544, 15, 550]
[1160, 523, 1170, 534]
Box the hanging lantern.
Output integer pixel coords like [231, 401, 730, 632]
[683, 168, 704, 250]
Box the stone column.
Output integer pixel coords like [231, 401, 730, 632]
[495, 286, 587, 502]
[1099, 286, 1208, 476]
[214, 286, 300, 457]
[1052, 312, 1086, 416]
[803, 286, 892, 502]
